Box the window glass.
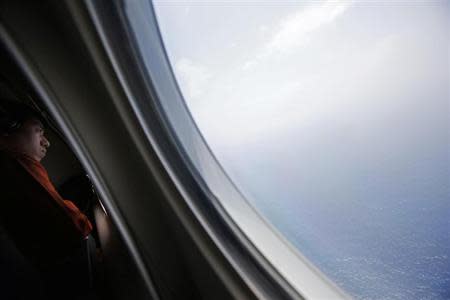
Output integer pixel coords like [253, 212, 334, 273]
[153, 1, 449, 299]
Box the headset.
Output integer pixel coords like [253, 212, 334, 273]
[0, 100, 42, 136]
[0, 73, 45, 136]
[0, 76, 56, 140]
[0, 101, 23, 136]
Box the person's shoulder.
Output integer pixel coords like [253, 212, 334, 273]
[0, 148, 18, 164]
[0, 149, 27, 182]
[0, 148, 14, 164]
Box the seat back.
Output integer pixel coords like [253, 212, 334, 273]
[0, 223, 46, 299]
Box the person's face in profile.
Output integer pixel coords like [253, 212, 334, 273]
[9, 118, 50, 161]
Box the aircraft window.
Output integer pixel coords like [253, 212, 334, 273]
[127, 1, 448, 299]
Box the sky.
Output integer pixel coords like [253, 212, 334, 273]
[153, 1, 449, 298]
[154, 0, 448, 149]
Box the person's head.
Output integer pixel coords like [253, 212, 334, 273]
[0, 100, 50, 161]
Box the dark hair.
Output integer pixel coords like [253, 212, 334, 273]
[0, 100, 43, 135]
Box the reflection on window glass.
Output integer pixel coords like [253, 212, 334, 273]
[153, 1, 449, 299]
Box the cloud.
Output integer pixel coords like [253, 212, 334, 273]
[175, 58, 211, 101]
[170, 0, 441, 152]
[267, 0, 352, 54]
[243, 0, 352, 70]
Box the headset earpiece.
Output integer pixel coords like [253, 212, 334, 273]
[0, 103, 23, 135]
